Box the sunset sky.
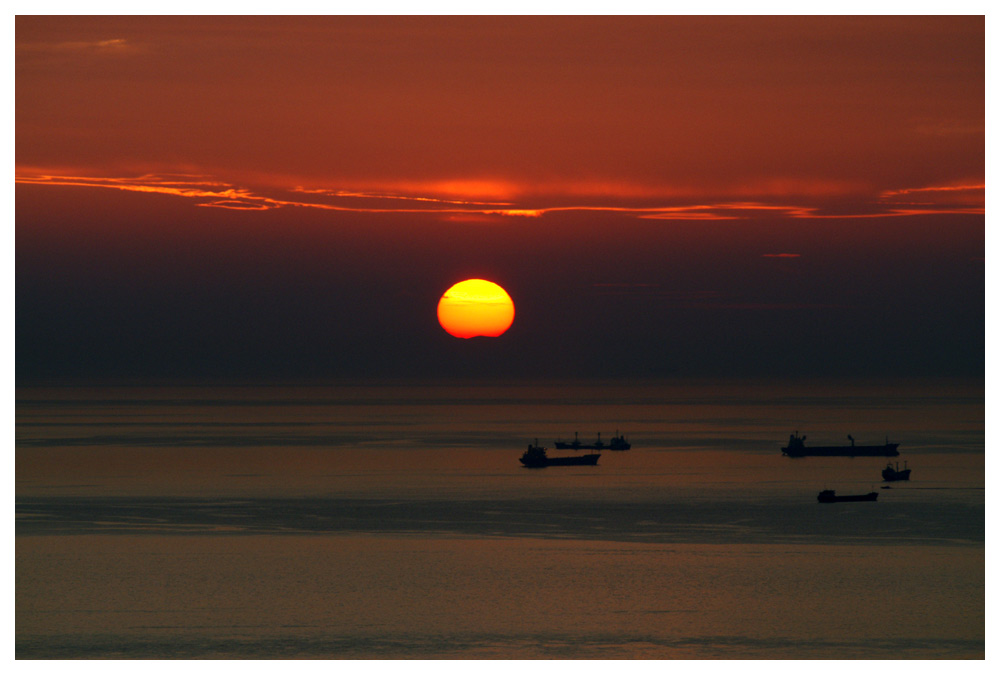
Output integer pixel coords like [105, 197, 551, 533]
[16, 15, 984, 382]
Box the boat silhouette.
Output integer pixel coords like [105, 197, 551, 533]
[782, 431, 899, 457]
[554, 431, 630, 451]
[817, 489, 879, 503]
[520, 441, 601, 468]
[881, 460, 911, 482]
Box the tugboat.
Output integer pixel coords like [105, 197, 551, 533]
[817, 489, 879, 503]
[782, 431, 899, 457]
[554, 431, 631, 451]
[882, 460, 911, 482]
[520, 441, 601, 468]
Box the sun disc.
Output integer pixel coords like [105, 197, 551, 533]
[437, 279, 515, 338]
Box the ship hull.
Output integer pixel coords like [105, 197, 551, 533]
[520, 453, 601, 468]
[784, 444, 899, 457]
[817, 491, 878, 503]
[882, 469, 911, 481]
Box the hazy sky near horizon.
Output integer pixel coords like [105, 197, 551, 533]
[16, 15, 984, 382]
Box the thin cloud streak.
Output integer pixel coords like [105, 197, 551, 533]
[880, 184, 984, 197]
[18, 37, 131, 52]
[292, 186, 514, 208]
[14, 171, 985, 221]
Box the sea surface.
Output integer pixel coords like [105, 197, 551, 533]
[15, 379, 985, 659]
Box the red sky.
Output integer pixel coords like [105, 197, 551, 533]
[15, 16, 984, 382]
[17, 16, 983, 217]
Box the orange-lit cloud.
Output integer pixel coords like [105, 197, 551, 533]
[13, 170, 986, 222]
[16, 172, 280, 211]
[879, 183, 984, 210]
[17, 37, 133, 54]
[485, 209, 544, 218]
[355, 176, 867, 204]
[638, 203, 818, 220]
[292, 186, 514, 207]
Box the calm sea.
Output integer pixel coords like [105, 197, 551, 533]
[15, 379, 985, 659]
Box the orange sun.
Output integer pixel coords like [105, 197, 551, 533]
[437, 279, 515, 338]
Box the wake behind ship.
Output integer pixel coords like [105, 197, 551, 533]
[782, 432, 899, 457]
[520, 443, 600, 468]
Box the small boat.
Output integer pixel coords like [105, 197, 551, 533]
[554, 431, 631, 451]
[783, 432, 899, 457]
[817, 489, 878, 503]
[520, 442, 600, 468]
[882, 460, 911, 482]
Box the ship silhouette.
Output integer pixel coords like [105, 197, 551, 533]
[782, 432, 899, 457]
[519, 441, 601, 468]
[882, 460, 911, 481]
[817, 489, 879, 503]
[554, 431, 630, 451]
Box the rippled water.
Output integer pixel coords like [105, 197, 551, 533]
[16, 380, 984, 658]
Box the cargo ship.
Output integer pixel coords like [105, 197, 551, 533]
[782, 432, 899, 457]
[554, 431, 631, 451]
[817, 489, 878, 503]
[519, 442, 600, 468]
